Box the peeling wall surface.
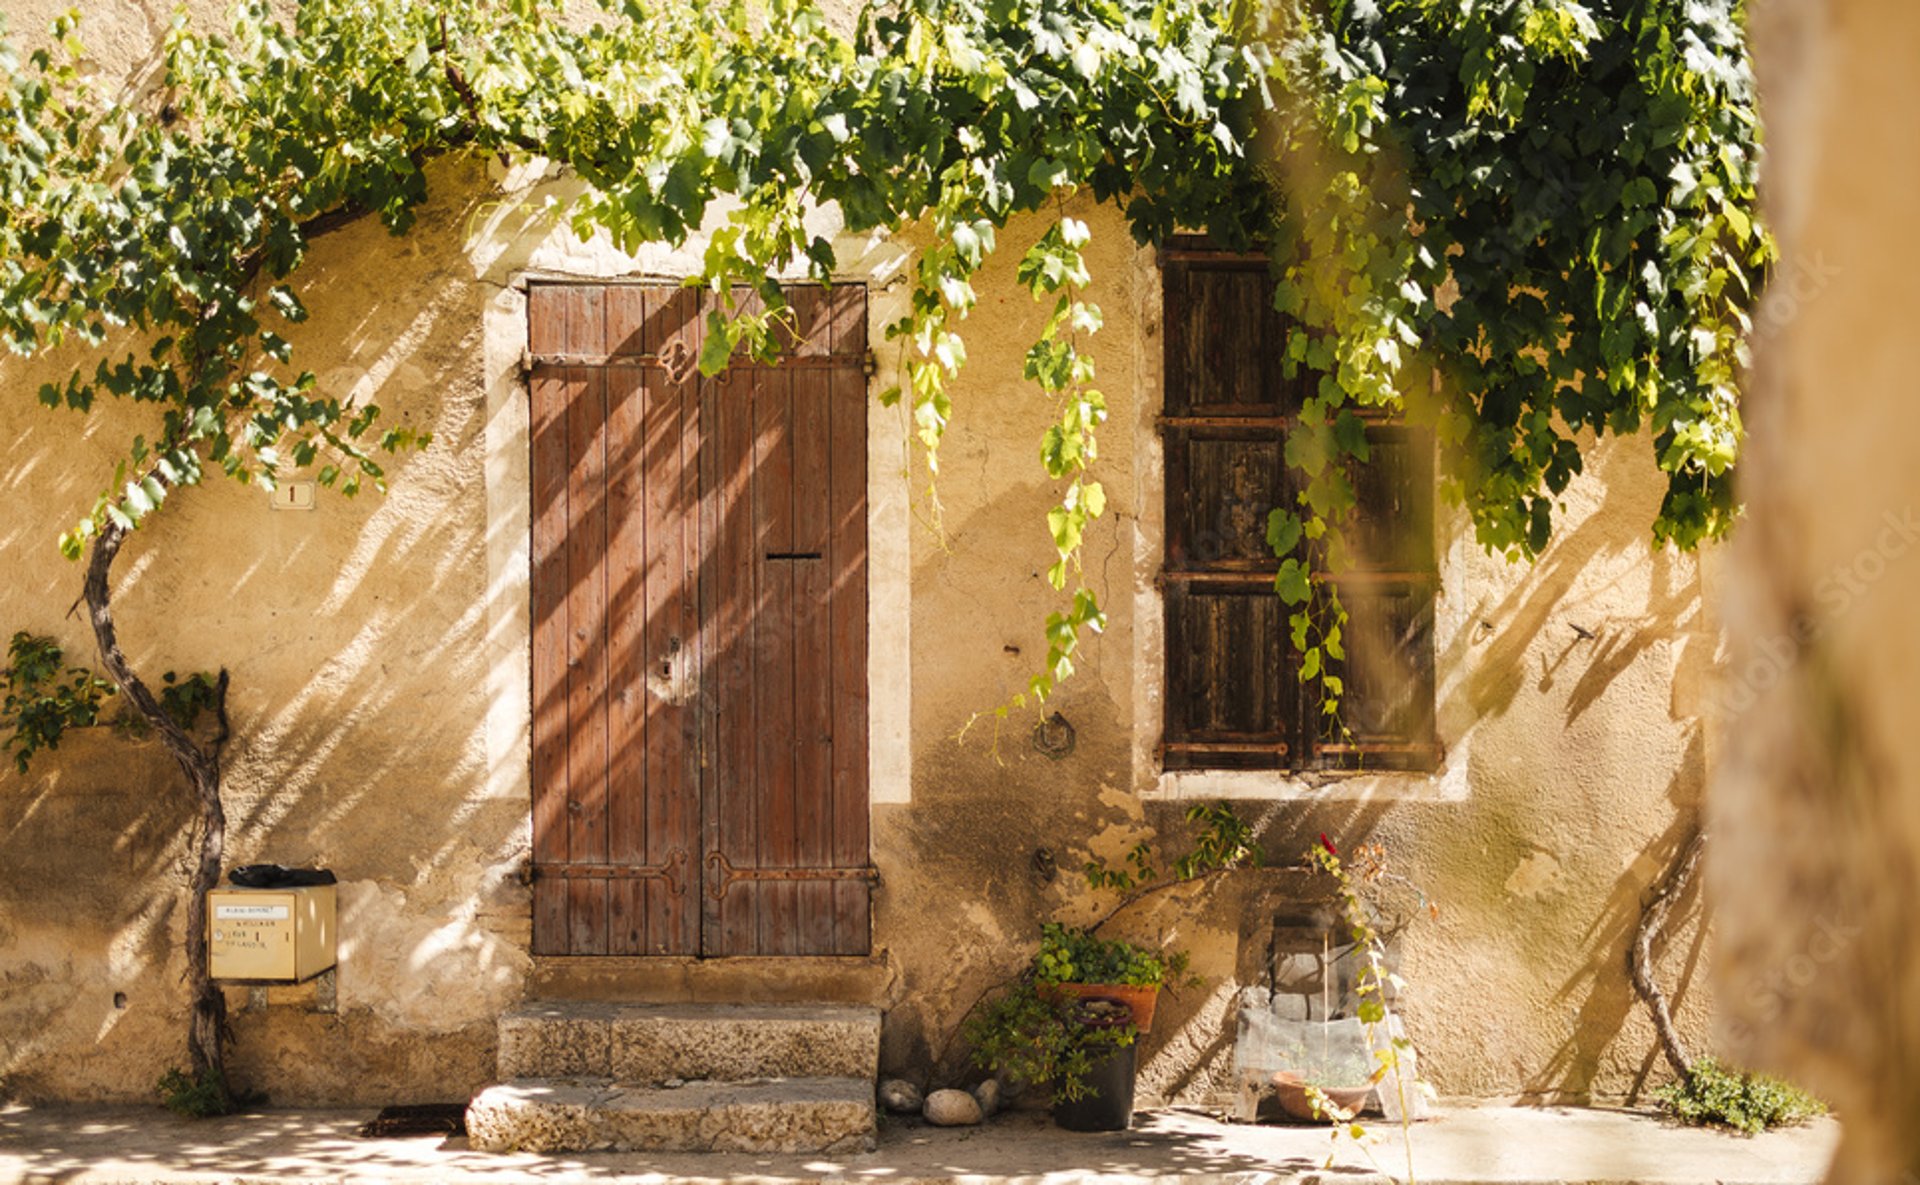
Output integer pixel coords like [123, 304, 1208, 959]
[2, 0, 1715, 1108]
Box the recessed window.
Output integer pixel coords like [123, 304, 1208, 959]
[1159, 243, 1438, 773]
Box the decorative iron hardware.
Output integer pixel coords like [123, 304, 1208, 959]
[1032, 711, 1076, 759]
[705, 851, 880, 901]
[536, 848, 690, 898]
[526, 352, 866, 370]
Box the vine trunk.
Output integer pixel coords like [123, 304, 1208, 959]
[1630, 825, 1706, 1084]
[83, 517, 233, 1104]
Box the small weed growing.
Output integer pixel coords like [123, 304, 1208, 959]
[157, 1067, 235, 1118]
[1656, 1058, 1826, 1134]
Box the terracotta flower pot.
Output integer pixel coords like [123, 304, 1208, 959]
[1269, 1071, 1371, 1123]
[1044, 982, 1159, 1032]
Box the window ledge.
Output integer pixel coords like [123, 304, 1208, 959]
[1147, 758, 1467, 803]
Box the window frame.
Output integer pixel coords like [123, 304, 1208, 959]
[1156, 240, 1441, 776]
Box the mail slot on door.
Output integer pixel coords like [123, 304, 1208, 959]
[208, 885, 337, 982]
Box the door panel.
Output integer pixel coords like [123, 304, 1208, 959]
[704, 363, 761, 956]
[790, 293, 837, 956]
[530, 283, 871, 958]
[825, 285, 871, 956]
[529, 359, 576, 954]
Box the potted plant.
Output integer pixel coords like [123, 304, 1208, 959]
[964, 979, 1139, 1130]
[1031, 922, 1187, 1032]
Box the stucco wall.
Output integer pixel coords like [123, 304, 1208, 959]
[2, 0, 1715, 1108]
[0, 153, 521, 1102]
[880, 198, 1716, 1103]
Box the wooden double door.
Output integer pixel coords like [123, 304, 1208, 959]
[528, 282, 871, 957]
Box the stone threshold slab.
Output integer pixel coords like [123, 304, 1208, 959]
[497, 1003, 882, 1083]
[466, 1076, 876, 1154]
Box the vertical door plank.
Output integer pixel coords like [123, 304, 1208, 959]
[753, 366, 801, 956]
[652, 287, 705, 954]
[697, 353, 722, 955]
[563, 371, 610, 954]
[562, 288, 611, 956]
[707, 362, 761, 956]
[602, 286, 650, 955]
[605, 284, 649, 359]
[528, 292, 574, 954]
[825, 284, 871, 956]
[788, 287, 838, 955]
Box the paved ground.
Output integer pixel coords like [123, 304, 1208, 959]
[0, 1102, 1838, 1185]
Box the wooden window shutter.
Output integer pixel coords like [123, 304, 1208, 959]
[1160, 240, 1439, 773]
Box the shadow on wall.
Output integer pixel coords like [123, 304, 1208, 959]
[0, 732, 196, 1100]
[1523, 727, 1708, 1104]
[0, 175, 529, 1105]
[1454, 439, 1701, 728]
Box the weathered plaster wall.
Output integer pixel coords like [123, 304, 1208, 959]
[1713, 1, 1919, 1178]
[3, 0, 1715, 1109]
[883, 198, 1717, 1104]
[0, 152, 522, 1102]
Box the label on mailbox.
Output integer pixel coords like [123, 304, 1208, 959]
[216, 904, 290, 920]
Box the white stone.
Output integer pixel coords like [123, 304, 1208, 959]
[878, 1078, 924, 1113]
[970, 1078, 1002, 1117]
[922, 1088, 983, 1126]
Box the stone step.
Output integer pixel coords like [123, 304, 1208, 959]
[465, 1076, 876, 1154]
[496, 1001, 881, 1084]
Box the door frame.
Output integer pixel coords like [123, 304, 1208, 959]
[498, 273, 900, 959]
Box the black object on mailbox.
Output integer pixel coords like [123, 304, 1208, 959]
[228, 864, 338, 888]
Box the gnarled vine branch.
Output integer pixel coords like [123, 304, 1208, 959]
[83, 512, 234, 1098]
[1630, 825, 1707, 1083]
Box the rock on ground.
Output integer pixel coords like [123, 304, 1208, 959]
[879, 1079, 924, 1114]
[923, 1088, 983, 1126]
[971, 1078, 1002, 1117]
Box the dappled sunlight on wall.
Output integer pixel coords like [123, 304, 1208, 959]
[0, 158, 529, 1103]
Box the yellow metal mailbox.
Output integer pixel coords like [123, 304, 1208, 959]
[208, 884, 337, 982]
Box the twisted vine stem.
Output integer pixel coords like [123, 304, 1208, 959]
[1630, 825, 1707, 1083]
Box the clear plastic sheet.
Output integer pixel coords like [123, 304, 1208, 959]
[1230, 987, 1433, 1121]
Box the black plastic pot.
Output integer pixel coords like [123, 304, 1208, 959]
[1051, 1042, 1138, 1131]
[1051, 997, 1139, 1132]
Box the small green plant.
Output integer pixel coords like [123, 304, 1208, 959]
[1032, 922, 1189, 988]
[1, 632, 116, 774]
[965, 980, 1136, 1102]
[159, 671, 222, 732]
[2, 633, 224, 770]
[1309, 837, 1434, 1182]
[1655, 1058, 1826, 1134]
[156, 1066, 235, 1118]
[1084, 801, 1262, 893]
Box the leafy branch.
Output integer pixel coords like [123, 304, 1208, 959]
[1081, 802, 1268, 933]
[1, 633, 116, 774]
